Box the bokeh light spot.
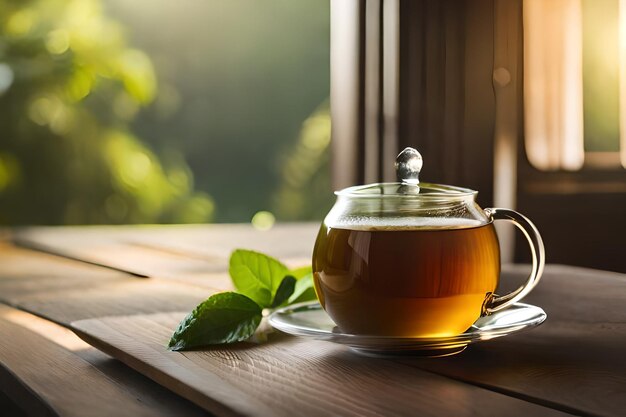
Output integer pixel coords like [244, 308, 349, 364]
[251, 211, 275, 231]
[7, 10, 35, 36]
[46, 30, 71, 55]
[119, 151, 152, 187]
[118, 49, 156, 104]
[0, 64, 15, 95]
[66, 69, 93, 101]
[28, 97, 60, 126]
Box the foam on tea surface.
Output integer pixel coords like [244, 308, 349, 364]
[327, 216, 484, 231]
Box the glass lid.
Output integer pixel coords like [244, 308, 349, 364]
[335, 147, 477, 199]
[335, 182, 476, 198]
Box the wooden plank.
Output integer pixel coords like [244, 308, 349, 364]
[7, 225, 311, 303]
[400, 265, 626, 417]
[120, 223, 318, 264]
[72, 349, 212, 417]
[13, 224, 318, 277]
[0, 363, 56, 417]
[12, 228, 226, 278]
[12, 279, 213, 325]
[0, 243, 131, 301]
[0, 242, 229, 325]
[71, 312, 570, 417]
[0, 241, 122, 281]
[0, 305, 210, 417]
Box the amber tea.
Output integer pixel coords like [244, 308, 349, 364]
[312, 221, 500, 337]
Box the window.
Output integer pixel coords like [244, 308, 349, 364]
[523, 0, 626, 170]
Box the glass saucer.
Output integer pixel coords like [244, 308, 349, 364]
[268, 301, 547, 357]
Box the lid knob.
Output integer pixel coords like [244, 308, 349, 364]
[395, 147, 422, 185]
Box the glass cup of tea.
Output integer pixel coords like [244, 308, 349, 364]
[312, 147, 545, 338]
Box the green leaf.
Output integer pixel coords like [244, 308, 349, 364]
[229, 249, 289, 307]
[287, 273, 318, 304]
[271, 275, 296, 308]
[289, 266, 312, 280]
[168, 292, 262, 351]
[227, 266, 272, 308]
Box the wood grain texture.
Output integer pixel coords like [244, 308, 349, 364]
[0, 241, 227, 325]
[404, 265, 626, 417]
[0, 363, 56, 417]
[71, 312, 570, 417]
[0, 305, 210, 417]
[12, 279, 214, 325]
[73, 350, 212, 417]
[0, 242, 137, 314]
[0, 241, 123, 284]
[13, 224, 318, 278]
[5, 227, 624, 416]
[13, 228, 225, 278]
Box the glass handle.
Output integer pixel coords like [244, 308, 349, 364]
[483, 208, 545, 314]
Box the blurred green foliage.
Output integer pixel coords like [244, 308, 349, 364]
[105, 0, 331, 223]
[272, 101, 332, 220]
[0, 0, 214, 224]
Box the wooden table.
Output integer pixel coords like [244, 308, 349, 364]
[0, 224, 624, 417]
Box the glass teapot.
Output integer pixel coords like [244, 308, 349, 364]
[312, 147, 545, 338]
